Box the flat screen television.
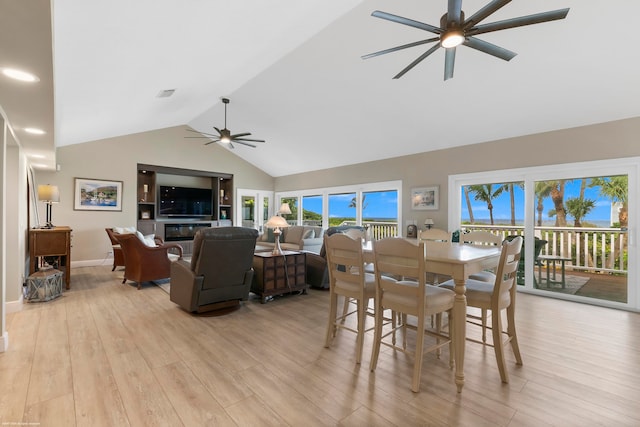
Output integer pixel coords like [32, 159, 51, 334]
[158, 185, 213, 217]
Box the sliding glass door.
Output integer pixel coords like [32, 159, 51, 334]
[450, 158, 637, 310]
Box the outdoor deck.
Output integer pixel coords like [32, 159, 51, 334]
[535, 268, 627, 303]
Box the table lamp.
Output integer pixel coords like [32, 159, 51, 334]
[424, 218, 434, 230]
[38, 184, 60, 229]
[278, 202, 292, 215]
[265, 215, 289, 255]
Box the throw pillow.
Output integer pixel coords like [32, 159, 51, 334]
[302, 228, 315, 239]
[285, 226, 304, 243]
[136, 231, 157, 247]
[114, 226, 136, 234]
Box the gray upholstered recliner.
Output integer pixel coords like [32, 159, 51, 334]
[305, 225, 366, 289]
[170, 227, 258, 313]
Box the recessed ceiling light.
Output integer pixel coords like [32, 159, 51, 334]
[157, 89, 176, 98]
[24, 127, 46, 135]
[1, 68, 40, 82]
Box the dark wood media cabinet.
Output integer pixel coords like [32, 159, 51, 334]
[251, 251, 307, 303]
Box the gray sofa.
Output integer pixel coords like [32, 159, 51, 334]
[256, 225, 324, 254]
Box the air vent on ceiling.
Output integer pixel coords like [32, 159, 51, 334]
[156, 89, 176, 98]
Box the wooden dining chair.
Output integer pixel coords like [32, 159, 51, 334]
[439, 236, 523, 383]
[418, 228, 451, 285]
[464, 230, 503, 282]
[370, 237, 456, 393]
[324, 233, 376, 364]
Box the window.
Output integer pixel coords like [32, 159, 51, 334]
[277, 180, 401, 239]
[302, 195, 322, 226]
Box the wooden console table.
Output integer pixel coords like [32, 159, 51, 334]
[252, 251, 307, 303]
[29, 226, 72, 289]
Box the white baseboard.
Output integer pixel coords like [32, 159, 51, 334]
[0, 331, 8, 352]
[71, 258, 113, 268]
[5, 296, 24, 314]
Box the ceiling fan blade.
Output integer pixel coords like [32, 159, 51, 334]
[466, 8, 570, 36]
[186, 131, 221, 138]
[362, 37, 440, 60]
[234, 138, 265, 143]
[213, 126, 223, 135]
[233, 140, 257, 148]
[463, 37, 517, 61]
[203, 139, 221, 145]
[229, 132, 251, 139]
[447, 0, 463, 23]
[371, 10, 442, 35]
[393, 43, 441, 79]
[463, 0, 512, 29]
[228, 142, 235, 149]
[444, 48, 456, 80]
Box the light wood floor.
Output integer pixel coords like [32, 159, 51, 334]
[2, 265, 640, 426]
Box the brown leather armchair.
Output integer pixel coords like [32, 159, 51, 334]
[106, 228, 164, 271]
[170, 226, 258, 313]
[105, 228, 125, 271]
[115, 233, 183, 289]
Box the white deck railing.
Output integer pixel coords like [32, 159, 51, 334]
[307, 221, 627, 275]
[461, 224, 628, 274]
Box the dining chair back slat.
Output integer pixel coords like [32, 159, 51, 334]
[370, 237, 456, 393]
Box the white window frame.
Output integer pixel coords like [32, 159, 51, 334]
[276, 180, 402, 230]
[449, 157, 639, 311]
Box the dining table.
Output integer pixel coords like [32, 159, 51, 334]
[363, 238, 502, 392]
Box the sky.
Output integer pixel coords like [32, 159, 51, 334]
[301, 191, 399, 219]
[461, 179, 616, 225]
[293, 178, 622, 224]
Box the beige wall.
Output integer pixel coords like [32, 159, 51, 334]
[34, 125, 274, 265]
[275, 117, 640, 229]
[27, 116, 640, 282]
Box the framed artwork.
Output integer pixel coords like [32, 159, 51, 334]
[74, 178, 123, 211]
[411, 186, 439, 211]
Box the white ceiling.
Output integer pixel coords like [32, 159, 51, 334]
[4, 1, 640, 176]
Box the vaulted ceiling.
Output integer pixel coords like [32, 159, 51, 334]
[3, 1, 640, 177]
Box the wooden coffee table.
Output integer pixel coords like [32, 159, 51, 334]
[251, 251, 307, 303]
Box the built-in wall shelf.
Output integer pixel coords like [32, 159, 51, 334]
[136, 164, 234, 252]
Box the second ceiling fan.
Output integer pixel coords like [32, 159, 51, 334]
[186, 97, 265, 149]
[362, 0, 569, 80]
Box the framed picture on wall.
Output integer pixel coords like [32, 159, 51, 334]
[74, 178, 123, 211]
[411, 186, 439, 211]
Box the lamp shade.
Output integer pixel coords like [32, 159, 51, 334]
[38, 185, 60, 203]
[278, 202, 292, 215]
[266, 215, 289, 229]
[424, 218, 434, 226]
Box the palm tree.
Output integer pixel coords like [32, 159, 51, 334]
[348, 194, 368, 211]
[463, 186, 474, 224]
[549, 180, 568, 227]
[504, 182, 524, 226]
[468, 184, 505, 225]
[591, 176, 628, 228]
[566, 197, 596, 227]
[535, 181, 554, 226]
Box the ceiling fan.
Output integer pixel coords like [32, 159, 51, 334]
[186, 97, 265, 149]
[362, 0, 569, 80]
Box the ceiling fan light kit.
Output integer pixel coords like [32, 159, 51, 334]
[186, 97, 265, 149]
[363, 0, 569, 80]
